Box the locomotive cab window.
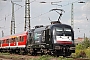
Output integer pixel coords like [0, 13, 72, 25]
[53, 26, 72, 43]
[53, 27, 72, 36]
[64, 28, 71, 36]
[55, 28, 63, 36]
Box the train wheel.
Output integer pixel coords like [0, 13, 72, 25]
[29, 48, 37, 56]
[30, 51, 37, 56]
[19, 48, 24, 55]
[33, 50, 37, 56]
[50, 51, 55, 56]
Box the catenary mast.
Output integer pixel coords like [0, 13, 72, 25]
[71, 3, 74, 29]
[24, 0, 30, 31]
[11, 1, 15, 35]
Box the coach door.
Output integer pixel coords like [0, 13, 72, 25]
[15, 37, 18, 47]
[0, 40, 1, 47]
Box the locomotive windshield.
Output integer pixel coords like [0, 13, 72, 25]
[53, 26, 73, 44]
[54, 27, 71, 36]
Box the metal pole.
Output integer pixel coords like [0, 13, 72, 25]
[71, 3, 74, 29]
[71, 1, 85, 29]
[84, 33, 85, 40]
[11, 1, 15, 35]
[24, 0, 30, 31]
[2, 30, 4, 37]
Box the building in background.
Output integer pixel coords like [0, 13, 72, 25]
[75, 37, 84, 45]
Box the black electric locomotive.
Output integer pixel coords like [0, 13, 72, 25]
[26, 21, 75, 56]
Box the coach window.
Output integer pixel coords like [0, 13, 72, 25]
[10, 38, 11, 43]
[10, 38, 12, 43]
[11, 38, 12, 43]
[19, 36, 24, 42]
[2, 40, 4, 43]
[0, 41, 1, 47]
[6, 39, 9, 43]
[18, 36, 20, 42]
[3, 40, 5, 44]
[17, 37, 19, 42]
[19, 36, 21, 41]
[21, 36, 24, 42]
[15, 37, 18, 42]
[11, 38, 13, 43]
[18, 37, 20, 42]
[1, 41, 2, 44]
[0, 40, 1, 44]
[13, 38, 15, 43]
[11, 38, 15, 43]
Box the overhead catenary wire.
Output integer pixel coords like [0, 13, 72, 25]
[0, 5, 24, 21]
[0, 0, 37, 22]
[0, 0, 81, 29]
[0, 0, 83, 22]
[15, 0, 81, 28]
[0, 0, 85, 34]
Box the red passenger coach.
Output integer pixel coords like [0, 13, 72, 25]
[0, 36, 10, 48]
[10, 36, 16, 48]
[0, 31, 28, 54]
[17, 32, 27, 48]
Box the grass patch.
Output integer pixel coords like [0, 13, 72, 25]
[28, 55, 74, 60]
[0, 52, 10, 55]
[36, 55, 53, 60]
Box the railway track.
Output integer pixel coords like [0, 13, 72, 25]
[0, 57, 89, 60]
[0, 54, 90, 60]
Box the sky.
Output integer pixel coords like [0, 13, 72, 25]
[0, 0, 90, 38]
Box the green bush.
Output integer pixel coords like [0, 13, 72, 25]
[73, 38, 90, 58]
[84, 47, 90, 58]
[76, 38, 90, 50]
[76, 44, 84, 50]
[72, 50, 87, 58]
[82, 39, 90, 49]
